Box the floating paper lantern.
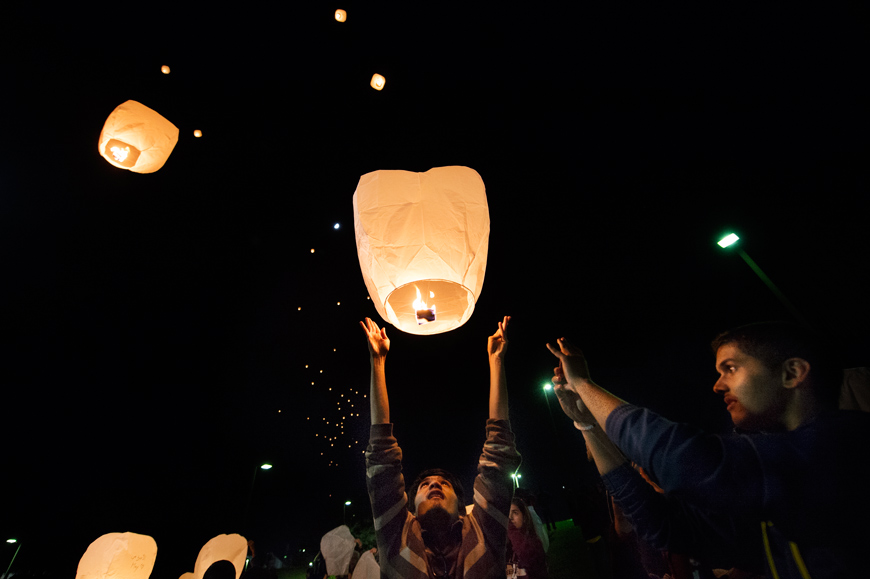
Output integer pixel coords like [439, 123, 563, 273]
[98, 100, 179, 173]
[335, 9, 347, 22]
[370, 74, 385, 90]
[161, 65, 170, 74]
[76, 532, 157, 579]
[353, 166, 489, 335]
[194, 129, 202, 137]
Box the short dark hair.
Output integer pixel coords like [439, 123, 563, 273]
[711, 321, 842, 408]
[407, 468, 466, 514]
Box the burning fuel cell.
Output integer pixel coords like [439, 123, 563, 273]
[414, 288, 436, 324]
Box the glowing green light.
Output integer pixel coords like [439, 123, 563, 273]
[6, 539, 16, 544]
[543, 383, 552, 391]
[345, 500, 352, 505]
[718, 233, 739, 248]
[260, 463, 273, 470]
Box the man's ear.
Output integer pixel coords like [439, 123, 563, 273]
[782, 357, 811, 389]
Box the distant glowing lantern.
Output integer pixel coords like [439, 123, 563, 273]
[353, 166, 489, 335]
[161, 65, 170, 74]
[335, 9, 347, 22]
[370, 74, 385, 90]
[76, 532, 157, 579]
[98, 100, 179, 173]
[193, 129, 202, 137]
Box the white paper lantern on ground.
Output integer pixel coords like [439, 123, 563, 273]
[76, 532, 157, 579]
[353, 166, 489, 335]
[98, 100, 179, 173]
[320, 525, 356, 576]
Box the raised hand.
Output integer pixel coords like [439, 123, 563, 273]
[552, 366, 596, 428]
[546, 337, 592, 386]
[487, 316, 511, 359]
[360, 317, 390, 359]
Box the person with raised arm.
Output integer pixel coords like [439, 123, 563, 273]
[361, 316, 521, 579]
[546, 323, 870, 579]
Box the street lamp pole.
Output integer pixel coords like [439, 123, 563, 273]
[3, 540, 21, 579]
[243, 463, 273, 532]
[718, 233, 810, 327]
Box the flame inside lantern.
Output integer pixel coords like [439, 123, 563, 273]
[110, 146, 130, 162]
[413, 287, 436, 324]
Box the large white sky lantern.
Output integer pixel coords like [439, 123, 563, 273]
[353, 166, 490, 335]
[98, 100, 179, 173]
[76, 532, 157, 579]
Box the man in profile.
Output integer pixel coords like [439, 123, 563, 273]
[361, 316, 520, 579]
[547, 321, 870, 578]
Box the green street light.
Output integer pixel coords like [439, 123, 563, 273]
[717, 233, 740, 248]
[343, 500, 352, 524]
[5, 539, 22, 579]
[260, 463, 273, 470]
[716, 232, 809, 326]
[543, 383, 552, 391]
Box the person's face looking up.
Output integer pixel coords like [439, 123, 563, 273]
[713, 343, 786, 431]
[414, 476, 460, 520]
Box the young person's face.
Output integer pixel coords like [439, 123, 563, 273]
[414, 475, 460, 519]
[713, 343, 786, 431]
[509, 504, 524, 529]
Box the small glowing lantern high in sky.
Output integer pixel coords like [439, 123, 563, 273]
[335, 9, 347, 22]
[98, 100, 179, 173]
[370, 74, 385, 90]
[353, 166, 489, 335]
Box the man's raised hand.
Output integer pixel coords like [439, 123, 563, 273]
[360, 317, 390, 359]
[552, 366, 596, 428]
[546, 337, 592, 386]
[487, 316, 511, 359]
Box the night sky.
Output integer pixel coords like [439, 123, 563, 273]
[3, 4, 869, 577]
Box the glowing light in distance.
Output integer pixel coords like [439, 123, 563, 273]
[345, 500, 351, 505]
[335, 9, 347, 22]
[260, 463, 273, 470]
[371, 74, 385, 90]
[161, 65, 170, 74]
[543, 383, 552, 391]
[193, 130, 202, 137]
[334, 223, 340, 229]
[718, 233, 739, 248]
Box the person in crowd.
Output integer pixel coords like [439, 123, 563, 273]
[506, 497, 548, 579]
[546, 321, 869, 578]
[361, 316, 521, 578]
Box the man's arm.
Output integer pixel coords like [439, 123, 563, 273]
[487, 316, 510, 420]
[546, 338, 626, 436]
[360, 317, 390, 424]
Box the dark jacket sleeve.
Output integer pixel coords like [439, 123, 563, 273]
[605, 405, 764, 515]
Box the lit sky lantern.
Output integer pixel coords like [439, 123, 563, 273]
[353, 166, 489, 335]
[335, 9, 347, 22]
[98, 100, 179, 173]
[75, 532, 157, 579]
[193, 129, 202, 137]
[192, 534, 247, 579]
[370, 74, 385, 90]
[161, 65, 170, 74]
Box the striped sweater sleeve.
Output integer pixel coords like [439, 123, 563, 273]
[366, 423, 428, 579]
